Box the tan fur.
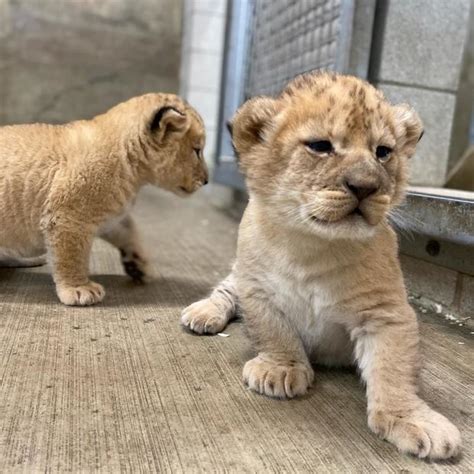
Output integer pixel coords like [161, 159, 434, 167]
[182, 72, 461, 460]
[0, 93, 208, 305]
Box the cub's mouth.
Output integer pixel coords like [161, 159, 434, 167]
[310, 206, 365, 225]
[350, 207, 364, 217]
[175, 186, 194, 197]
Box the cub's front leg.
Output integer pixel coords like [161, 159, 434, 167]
[239, 282, 314, 399]
[98, 214, 155, 283]
[45, 219, 104, 306]
[353, 306, 461, 460]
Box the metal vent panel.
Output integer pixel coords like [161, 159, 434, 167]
[246, 0, 347, 97]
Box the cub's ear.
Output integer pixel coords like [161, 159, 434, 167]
[392, 104, 424, 158]
[229, 96, 281, 155]
[150, 106, 189, 138]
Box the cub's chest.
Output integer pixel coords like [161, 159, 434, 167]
[264, 268, 338, 324]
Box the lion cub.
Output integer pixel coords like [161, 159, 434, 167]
[0, 94, 208, 306]
[182, 72, 461, 459]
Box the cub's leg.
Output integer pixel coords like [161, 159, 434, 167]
[239, 284, 314, 399]
[353, 307, 461, 460]
[181, 272, 237, 334]
[98, 214, 155, 283]
[46, 221, 105, 306]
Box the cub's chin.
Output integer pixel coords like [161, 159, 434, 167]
[161, 184, 200, 197]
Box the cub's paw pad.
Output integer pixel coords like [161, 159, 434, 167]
[369, 406, 461, 460]
[181, 299, 227, 334]
[243, 355, 314, 399]
[57, 281, 105, 306]
[120, 250, 155, 283]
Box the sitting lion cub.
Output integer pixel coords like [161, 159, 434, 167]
[182, 72, 461, 459]
[0, 94, 208, 306]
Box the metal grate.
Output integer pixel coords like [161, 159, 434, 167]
[246, 0, 347, 97]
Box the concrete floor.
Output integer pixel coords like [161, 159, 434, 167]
[0, 187, 472, 472]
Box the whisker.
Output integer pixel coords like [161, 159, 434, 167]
[388, 209, 415, 240]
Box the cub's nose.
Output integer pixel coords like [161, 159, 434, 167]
[345, 180, 379, 201]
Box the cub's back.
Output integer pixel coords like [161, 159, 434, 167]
[0, 123, 66, 240]
[0, 123, 65, 171]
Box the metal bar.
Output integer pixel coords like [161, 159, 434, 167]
[335, 0, 355, 72]
[399, 191, 474, 247]
[395, 190, 473, 275]
[346, 0, 377, 78]
[213, 161, 246, 191]
[215, 0, 254, 176]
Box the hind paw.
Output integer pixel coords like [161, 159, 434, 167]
[120, 249, 156, 283]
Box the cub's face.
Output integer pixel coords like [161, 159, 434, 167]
[231, 73, 423, 239]
[163, 109, 208, 196]
[139, 98, 208, 195]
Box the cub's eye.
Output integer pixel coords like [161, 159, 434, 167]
[193, 148, 201, 159]
[376, 146, 392, 162]
[305, 140, 333, 154]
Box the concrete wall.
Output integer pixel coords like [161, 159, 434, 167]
[401, 255, 473, 329]
[0, 0, 183, 125]
[370, 0, 471, 186]
[180, 0, 228, 167]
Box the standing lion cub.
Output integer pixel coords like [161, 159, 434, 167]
[0, 94, 208, 306]
[182, 72, 461, 459]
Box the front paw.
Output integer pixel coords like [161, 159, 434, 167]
[181, 298, 228, 334]
[243, 354, 314, 399]
[369, 405, 461, 459]
[120, 249, 156, 283]
[56, 281, 105, 306]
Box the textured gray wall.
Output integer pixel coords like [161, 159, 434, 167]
[449, 1, 474, 174]
[370, 0, 470, 186]
[0, 0, 183, 125]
